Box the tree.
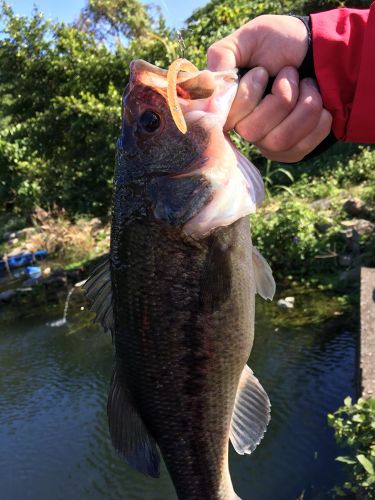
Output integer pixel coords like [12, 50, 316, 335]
[0, 0, 371, 218]
[78, 0, 153, 41]
[0, 2, 131, 216]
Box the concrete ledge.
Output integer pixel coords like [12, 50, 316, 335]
[360, 267, 375, 398]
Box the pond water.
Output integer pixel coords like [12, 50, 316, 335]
[0, 291, 356, 500]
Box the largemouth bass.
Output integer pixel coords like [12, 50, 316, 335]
[84, 59, 276, 500]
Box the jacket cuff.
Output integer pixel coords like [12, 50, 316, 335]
[290, 15, 315, 80]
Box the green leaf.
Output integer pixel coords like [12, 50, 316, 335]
[357, 455, 374, 474]
[335, 456, 356, 465]
[277, 185, 295, 197]
[344, 396, 352, 407]
[352, 414, 364, 423]
[276, 167, 294, 182]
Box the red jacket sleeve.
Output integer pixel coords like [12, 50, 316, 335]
[311, 3, 375, 143]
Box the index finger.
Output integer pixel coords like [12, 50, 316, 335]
[207, 30, 252, 70]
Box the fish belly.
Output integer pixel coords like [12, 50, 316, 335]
[112, 216, 254, 500]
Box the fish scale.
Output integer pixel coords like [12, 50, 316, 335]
[111, 216, 253, 500]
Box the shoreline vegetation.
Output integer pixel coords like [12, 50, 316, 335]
[0, 0, 373, 303]
[1, 142, 373, 302]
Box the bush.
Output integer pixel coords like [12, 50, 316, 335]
[328, 397, 375, 498]
[0, 0, 373, 220]
[251, 198, 337, 276]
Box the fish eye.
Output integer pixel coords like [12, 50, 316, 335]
[139, 110, 161, 133]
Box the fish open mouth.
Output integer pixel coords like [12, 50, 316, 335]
[129, 59, 238, 134]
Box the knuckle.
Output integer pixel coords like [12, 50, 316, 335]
[207, 43, 221, 58]
[277, 92, 295, 113]
[235, 121, 257, 143]
[264, 130, 292, 152]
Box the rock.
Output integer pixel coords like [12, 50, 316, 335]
[15, 227, 37, 239]
[315, 222, 333, 233]
[66, 268, 85, 281]
[43, 274, 67, 289]
[339, 255, 352, 267]
[339, 266, 361, 284]
[22, 278, 37, 287]
[310, 198, 331, 211]
[0, 289, 16, 302]
[48, 268, 65, 277]
[3, 231, 12, 242]
[277, 297, 295, 310]
[343, 198, 367, 217]
[340, 227, 361, 255]
[341, 219, 375, 237]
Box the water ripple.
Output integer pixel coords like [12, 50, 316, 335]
[0, 303, 356, 500]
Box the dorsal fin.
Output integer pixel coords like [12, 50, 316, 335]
[83, 259, 114, 333]
[252, 247, 276, 300]
[230, 365, 271, 455]
[107, 368, 160, 478]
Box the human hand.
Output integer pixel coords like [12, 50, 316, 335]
[207, 15, 333, 163]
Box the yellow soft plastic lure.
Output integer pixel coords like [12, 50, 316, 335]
[167, 58, 199, 134]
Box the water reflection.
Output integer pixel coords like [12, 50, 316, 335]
[0, 297, 356, 500]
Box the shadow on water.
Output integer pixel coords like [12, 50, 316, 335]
[0, 290, 356, 500]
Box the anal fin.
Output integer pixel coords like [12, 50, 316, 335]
[230, 365, 271, 455]
[107, 368, 160, 478]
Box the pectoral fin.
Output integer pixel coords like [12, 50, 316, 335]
[107, 368, 160, 478]
[252, 247, 276, 300]
[230, 365, 271, 455]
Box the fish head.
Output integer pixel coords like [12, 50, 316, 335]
[119, 59, 216, 182]
[117, 59, 264, 238]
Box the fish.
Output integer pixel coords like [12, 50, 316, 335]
[84, 59, 276, 500]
